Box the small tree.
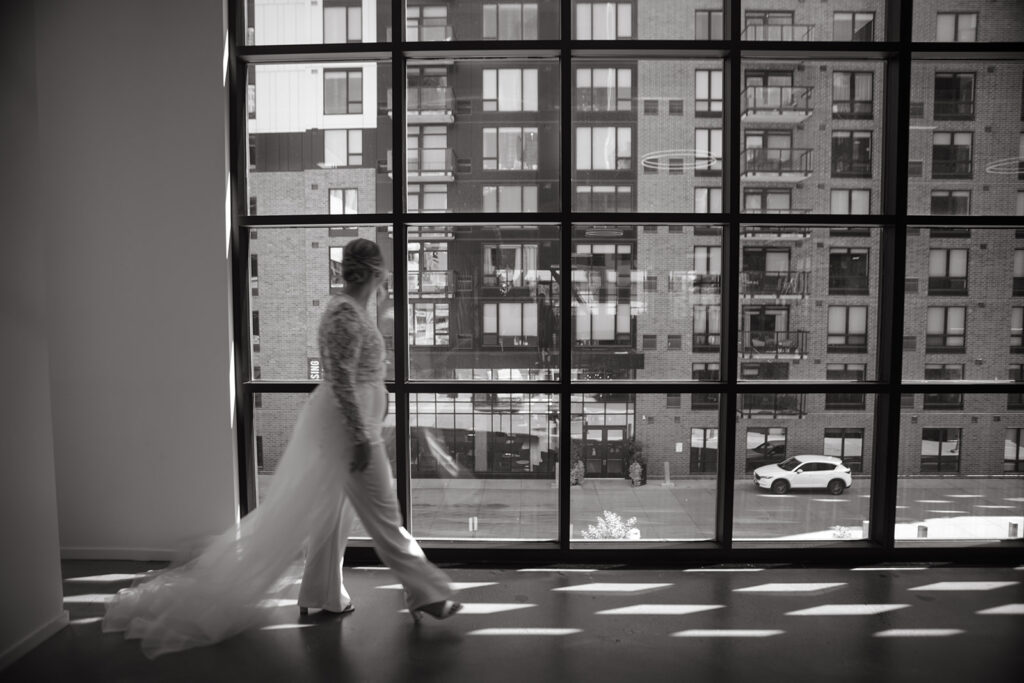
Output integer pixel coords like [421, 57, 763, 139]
[570, 439, 586, 486]
[624, 437, 646, 486]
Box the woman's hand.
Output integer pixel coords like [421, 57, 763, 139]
[350, 441, 372, 473]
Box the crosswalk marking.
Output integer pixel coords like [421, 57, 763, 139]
[376, 582, 496, 591]
[552, 583, 672, 593]
[672, 629, 784, 638]
[977, 604, 1024, 615]
[468, 628, 580, 636]
[874, 629, 963, 637]
[736, 583, 845, 593]
[787, 604, 909, 616]
[596, 604, 724, 615]
[910, 581, 1018, 591]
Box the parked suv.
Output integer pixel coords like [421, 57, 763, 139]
[753, 455, 852, 495]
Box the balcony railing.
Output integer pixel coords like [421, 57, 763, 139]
[693, 333, 721, 352]
[741, 270, 808, 297]
[406, 17, 454, 41]
[740, 330, 808, 357]
[743, 207, 812, 214]
[738, 393, 806, 418]
[406, 86, 455, 122]
[741, 148, 812, 179]
[408, 270, 455, 297]
[692, 273, 722, 294]
[928, 276, 968, 296]
[741, 24, 813, 41]
[741, 226, 811, 239]
[741, 85, 813, 120]
[829, 274, 870, 295]
[407, 148, 456, 179]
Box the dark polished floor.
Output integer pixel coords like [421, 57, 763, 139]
[3, 560, 1023, 683]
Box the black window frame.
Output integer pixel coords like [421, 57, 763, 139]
[831, 130, 873, 178]
[324, 67, 363, 115]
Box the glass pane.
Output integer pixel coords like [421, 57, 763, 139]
[734, 394, 874, 542]
[570, 393, 718, 544]
[406, 0, 559, 41]
[246, 61, 392, 216]
[739, 226, 880, 381]
[741, 0, 886, 41]
[903, 228, 1022, 380]
[896, 394, 1024, 544]
[407, 59, 559, 213]
[248, 226, 395, 381]
[913, 1, 1023, 42]
[741, 60, 884, 214]
[407, 225, 560, 381]
[253, 391, 396, 539]
[245, 0, 389, 45]
[571, 224, 724, 381]
[572, 58, 725, 213]
[908, 60, 1024, 216]
[571, 1, 724, 40]
[410, 393, 559, 540]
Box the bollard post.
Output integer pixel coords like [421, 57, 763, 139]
[917, 524, 928, 538]
[1010, 522, 1019, 538]
[862, 520, 870, 539]
[661, 461, 675, 487]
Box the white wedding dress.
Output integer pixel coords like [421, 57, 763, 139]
[103, 294, 453, 658]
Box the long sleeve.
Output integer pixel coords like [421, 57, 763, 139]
[318, 300, 370, 444]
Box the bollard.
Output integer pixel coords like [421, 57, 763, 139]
[661, 461, 676, 487]
[917, 524, 928, 538]
[1010, 522, 1020, 538]
[551, 466, 558, 488]
[862, 520, 870, 539]
[468, 516, 479, 532]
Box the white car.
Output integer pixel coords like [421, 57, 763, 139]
[753, 455, 852, 495]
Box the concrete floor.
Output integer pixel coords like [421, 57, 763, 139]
[3, 560, 1023, 683]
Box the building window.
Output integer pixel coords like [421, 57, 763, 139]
[824, 428, 864, 472]
[482, 243, 537, 289]
[746, 427, 787, 473]
[691, 428, 718, 474]
[483, 2, 539, 40]
[829, 248, 869, 295]
[1012, 365, 1024, 410]
[576, 67, 632, 112]
[642, 99, 658, 114]
[406, 5, 447, 41]
[408, 241, 450, 296]
[832, 71, 873, 119]
[575, 302, 630, 345]
[936, 12, 977, 42]
[483, 185, 538, 212]
[666, 393, 681, 408]
[576, 2, 633, 39]
[931, 190, 970, 216]
[410, 302, 450, 346]
[667, 334, 682, 350]
[693, 245, 722, 293]
[1014, 307, 1024, 352]
[482, 68, 539, 112]
[926, 306, 966, 351]
[1014, 250, 1024, 296]
[743, 188, 791, 214]
[324, 130, 362, 167]
[1018, 191, 1024, 217]
[642, 334, 657, 350]
[825, 363, 867, 410]
[827, 306, 868, 353]
[407, 125, 450, 175]
[692, 363, 720, 410]
[1006, 429, 1024, 472]
[483, 302, 537, 348]
[695, 187, 722, 213]
[483, 127, 539, 170]
[575, 185, 632, 211]
[668, 99, 684, 115]
[643, 275, 657, 292]
[408, 183, 447, 213]
[831, 189, 871, 214]
[576, 127, 632, 170]
[832, 131, 872, 177]
[932, 132, 973, 178]
[695, 70, 723, 116]
[921, 427, 961, 473]
[695, 128, 723, 174]
[695, 9, 723, 39]
[928, 248, 968, 295]
[324, 68, 362, 114]
[325, 1, 362, 43]
[328, 188, 357, 214]
[833, 12, 874, 41]
[923, 364, 964, 410]
[693, 305, 721, 352]
[934, 73, 975, 120]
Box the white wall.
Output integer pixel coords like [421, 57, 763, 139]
[0, 1, 67, 668]
[34, 0, 237, 559]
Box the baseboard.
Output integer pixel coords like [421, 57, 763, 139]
[0, 611, 69, 671]
[61, 546, 177, 561]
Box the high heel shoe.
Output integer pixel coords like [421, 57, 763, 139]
[409, 600, 462, 623]
[299, 603, 355, 616]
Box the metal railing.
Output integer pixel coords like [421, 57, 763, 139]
[737, 393, 806, 418]
[741, 270, 808, 296]
[405, 17, 454, 41]
[741, 148, 812, 175]
[407, 85, 454, 114]
[407, 147, 456, 174]
[741, 85, 813, 116]
[740, 329, 808, 357]
[408, 270, 455, 296]
[741, 23, 814, 41]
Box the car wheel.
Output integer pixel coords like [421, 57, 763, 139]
[827, 479, 845, 495]
[770, 479, 790, 495]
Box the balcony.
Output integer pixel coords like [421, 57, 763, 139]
[408, 270, 455, 297]
[407, 148, 456, 182]
[928, 276, 968, 296]
[743, 207, 812, 215]
[741, 24, 814, 41]
[741, 270, 808, 298]
[741, 86, 814, 124]
[829, 274, 869, 296]
[406, 17, 454, 42]
[406, 86, 455, 123]
[741, 226, 811, 241]
[740, 330, 808, 358]
[741, 148, 812, 183]
[738, 393, 807, 418]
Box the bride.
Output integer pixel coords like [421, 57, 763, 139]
[103, 238, 461, 658]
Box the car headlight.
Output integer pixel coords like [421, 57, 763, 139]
[758, 473, 773, 480]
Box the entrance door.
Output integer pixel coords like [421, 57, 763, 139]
[584, 427, 627, 476]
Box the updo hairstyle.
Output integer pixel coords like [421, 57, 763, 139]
[341, 238, 385, 285]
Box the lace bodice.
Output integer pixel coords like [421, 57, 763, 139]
[317, 294, 385, 444]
